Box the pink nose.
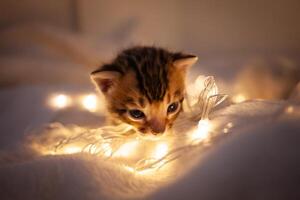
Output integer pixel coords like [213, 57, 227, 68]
[149, 118, 166, 134]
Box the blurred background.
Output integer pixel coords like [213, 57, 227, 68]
[1, 0, 300, 93]
[0, 0, 300, 148]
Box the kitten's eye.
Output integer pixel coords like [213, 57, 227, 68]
[167, 102, 179, 114]
[129, 109, 145, 119]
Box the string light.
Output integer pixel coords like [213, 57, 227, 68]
[285, 105, 294, 114]
[82, 94, 98, 112]
[49, 94, 71, 109]
[62, 146, 82, 154]
[232, 94, 246, 103]
[115, 140, 139, 157]
[48, 93, 100, 112]
[226, 122, 233, 128]
[223, 128, 229, 133]
[191, 119, 211, 141]
[101, 143, 113, 157]
[153, 143, 168, 159]
[33, 76, 228, 176]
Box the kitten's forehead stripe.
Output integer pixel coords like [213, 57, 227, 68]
[124, 97, 140, 107]
[174, 90, 181, 97]
[125, 97, 134, 103]
[113, 108, 126, 115]
[138, 98, 145, 108]
[167, 93, 171, 104]
[114, 47, 173, 102]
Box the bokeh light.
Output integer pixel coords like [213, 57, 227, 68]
[49, 94, 71, 109]
[115, 140, 139, 157]
[191, 119, 211, 141]
[232, 94, 247, 103]
[82, 94, 98, 112]
[63, 146, 82, 154]
[153, 142, 168, 159]
[285, 105, 294, 114]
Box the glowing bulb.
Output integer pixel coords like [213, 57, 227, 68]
[226, 122, 233, 128]
[153, 143, 168, 159]
[232, 94, 246, 103]
[82, 94, 98, 112]
[115, 140, 139, 157]
[285, 106, 294, 114]
[191, 119, 211, 141]
[63, 146, 81, 154]
[50, 94, 71, 109]
[223, 128, 229, 133]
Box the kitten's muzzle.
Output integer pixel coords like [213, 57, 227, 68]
[149, 118, 166, 135]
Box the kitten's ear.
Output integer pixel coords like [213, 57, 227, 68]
[173, 54, 198, 71]
[90, 65, 122, 93]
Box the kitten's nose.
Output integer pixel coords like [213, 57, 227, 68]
[149, 118, 166, 135]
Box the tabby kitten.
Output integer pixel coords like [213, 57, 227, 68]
[91, 46, 197, 135]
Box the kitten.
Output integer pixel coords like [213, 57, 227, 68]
[91, 46, 197, 135]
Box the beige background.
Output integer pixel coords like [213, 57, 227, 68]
[0, 0, 300, 53]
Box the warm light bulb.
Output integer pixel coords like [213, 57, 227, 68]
[191, 119, 211, 141]
[115, 140, 139, 157]
[82, 94, 98, 112]
[153, 143, 168, 159]
[226, 122, 233, 128]
[63, 146, 81, 154]
[50, 94, 71, 109]
[232, 94, 246, 103]
[285, 105, 294, 114]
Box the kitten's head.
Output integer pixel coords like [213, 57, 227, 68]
[91, 46, 197, 135]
